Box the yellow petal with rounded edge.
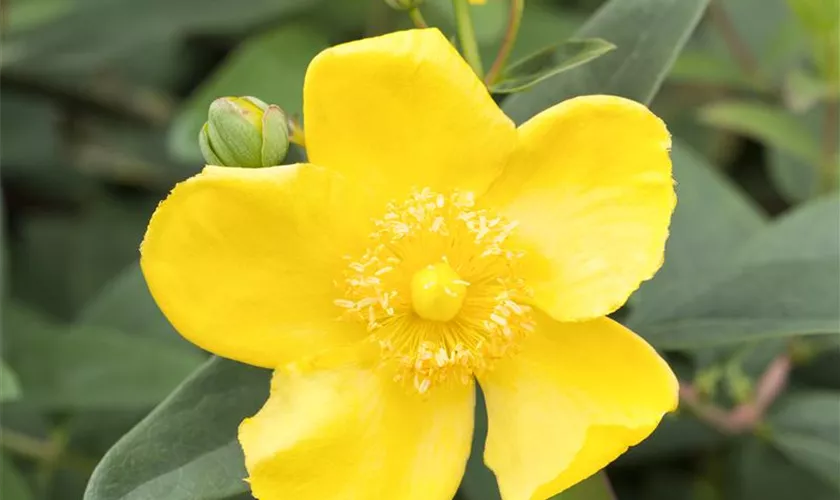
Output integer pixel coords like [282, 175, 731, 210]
[304, 28, 515, 202]
[140, 164, 373, 368]
[479, 315, 678, 500]
[239, 354, 475, 500]
[487, 95, 674, 321]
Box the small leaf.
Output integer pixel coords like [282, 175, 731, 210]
[84, 357, 269, 500]
[783, 68, 834, 112]
[490, 38, 615, 94]
[0, 359, 22, 402]
[699, 100, 822, 166]
[768, 391, 840, 491]
[502, 0, 710, 123]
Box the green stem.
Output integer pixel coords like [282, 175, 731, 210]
[451, 0, 483, 78]
[485, 0, 524, 85]
[0, 427, 98, 474]
[408, 8, 428, 29]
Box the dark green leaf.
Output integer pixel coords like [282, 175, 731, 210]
[733, 438, 837, 500]
[3, 304, 204, 410]
[553, 474, 615, 500]
[636, 259, 839, 349]
[634, 194, 839, 349]
[629, 141, 767, 322]
[1, 454, 33, 500]
[78, 263, 185, 345]
[767, 106, 830, 202]
[490, 39, 615, 94]
[168, 24, 329, 163]
[502, 0, 709, 123]
[619, 415, 726, 464]
[3, 0, 318, 72]
[668, 50, 758, 89]
[699, 100, 822, 166]
[735, 194, 839, 265]
[768, 391, 840, 490]
[84, 357, 269, 500]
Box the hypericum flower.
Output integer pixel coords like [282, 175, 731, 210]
[141, 29, 677, 500]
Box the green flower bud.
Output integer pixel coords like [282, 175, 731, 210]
[199, 96, 290, 167]
[384, 0, 425, 10]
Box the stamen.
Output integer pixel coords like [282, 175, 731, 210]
[336, 188, 533, 393]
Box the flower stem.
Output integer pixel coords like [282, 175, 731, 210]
[451, 0, 484, 78]
[408, 7, 428, 29]
[485, 0, 524, 85]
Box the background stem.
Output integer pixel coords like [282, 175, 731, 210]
[451, 0, 484, 78]
[485, 0, 524, 85]
[408, 8, 428, 29]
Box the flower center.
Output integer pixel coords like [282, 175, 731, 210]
[410, 262, 467, 322]
[335, 188, 534, 393]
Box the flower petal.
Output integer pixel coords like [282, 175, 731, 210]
[304, 28, 516, 201]
[487, 95, 674, 321]
[140, 164, 374, 368]
[239, 356, 475, 500]
[479, 315, 678, 500]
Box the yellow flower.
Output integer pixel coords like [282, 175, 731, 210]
[141, 29, 678, 500]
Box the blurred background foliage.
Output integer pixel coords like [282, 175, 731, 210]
[0, 0, 838, 499]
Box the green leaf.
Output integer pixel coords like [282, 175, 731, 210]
[84, 357, 269, 500]
[2, 0, 317, 72]
[620, 415, 726, 464]
[3, 303, 204, 410]
[767, 105, 830, 202]
[78, 263, 185, 345]
[1, 454, 33, 500]
[783, 68, 835, 112]
[668, 50, 758, 90]
[634, 195, 840, 349]
[502, 0, 709, 123]
[735, 194, 839, 265]
[8, 195, 157, 319]
[553, 474, 615, 500]
[734, 438, 838, 500]
[629, 141, 767, 321]
[490, 39, 615, 94]
[168, 24, 329, 163]
[636, 260, 839, 349]
[0, 359, 22, 403]
[768, 391, 840, 491]
[699, 100, 822, 166]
